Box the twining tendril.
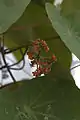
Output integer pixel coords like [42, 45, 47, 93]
[0, 34, 29, 85]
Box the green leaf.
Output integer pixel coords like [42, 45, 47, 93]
[4, 1, 72, 68]
[0, 65, 78, 120]
[61, 11, 80, 40]
[0, 0, 31, 33]
[61, 0, 80, 15]
[46, 3, 80, 59]
[32, 0, 54, 6]
[4, 2, 51, 45]
[46, 39, 71, 69]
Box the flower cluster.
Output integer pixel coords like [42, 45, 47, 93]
[27, 39, 57, 77]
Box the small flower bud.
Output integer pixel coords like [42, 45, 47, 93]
[52, 55, 57, 61]
[27, 52, 34, 60]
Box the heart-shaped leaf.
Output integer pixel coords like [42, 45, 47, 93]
[0, 0, 31, 33]
[0, 65, 78, 120]
[46, 3, 80, 59]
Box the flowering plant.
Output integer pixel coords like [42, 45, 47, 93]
[27, 39, 57, 77]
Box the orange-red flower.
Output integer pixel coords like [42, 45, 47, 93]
[41, 40, 49, 52]
[27, 39, 57, 77]
[27, 52, 34, 60]
[52, 55, 57, 61]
